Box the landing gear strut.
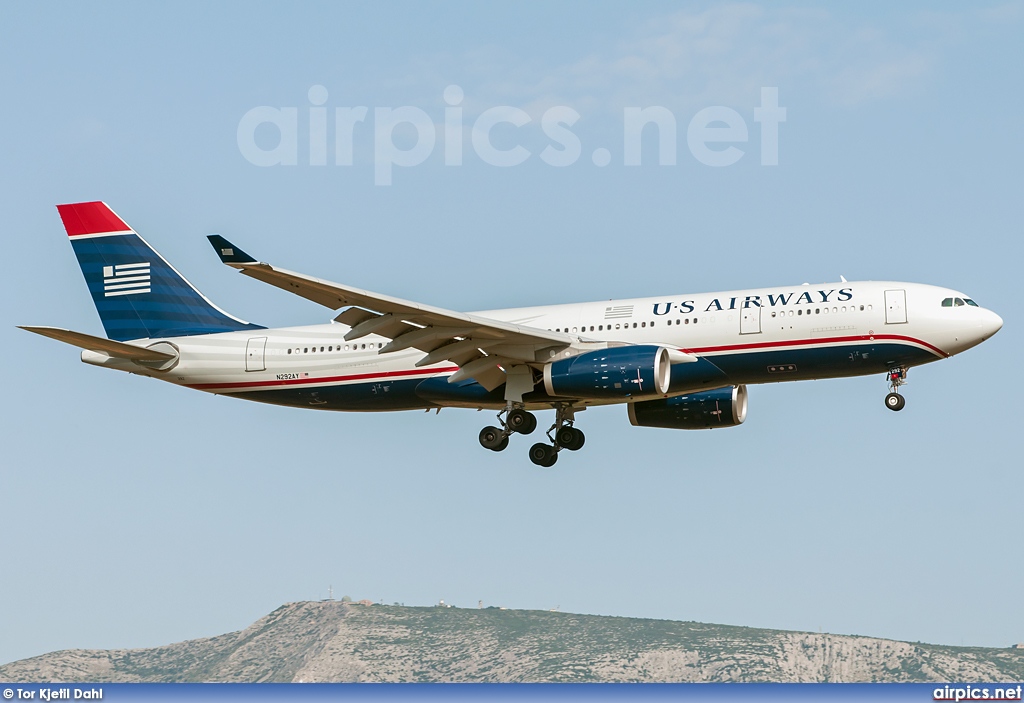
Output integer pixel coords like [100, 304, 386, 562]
[528, 404, 586, 467]
[478, 403, 537, 452]
[885, 367, 907, 411]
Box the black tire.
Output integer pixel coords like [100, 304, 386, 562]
[479, 426, 508, 451]
[529, 443, 557, 467]
[885, 393, 906, 412]
[564, 427, 585, 451]
[507, 408, 537, 435]
[555, 426, 577, 448]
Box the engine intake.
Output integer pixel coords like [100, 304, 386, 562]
[628, 385, 748, 429]
[543, 345, 671, 399]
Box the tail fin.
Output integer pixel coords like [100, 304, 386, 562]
[58, 201, 263, 341]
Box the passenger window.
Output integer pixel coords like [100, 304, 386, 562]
[815, 308, 820, 314]
[287, 349, 292, 354]
[303, 348, 308, 353]
[641, 322, 646, 327]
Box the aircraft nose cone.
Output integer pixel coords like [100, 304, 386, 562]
[980, 310, 1003, 339]
[983, 313, 999, 337]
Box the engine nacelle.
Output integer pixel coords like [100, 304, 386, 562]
[543, 345, 671, 399]
[627, 385, 748, 429]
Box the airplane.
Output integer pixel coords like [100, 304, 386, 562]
[21, 201, 1003, 467]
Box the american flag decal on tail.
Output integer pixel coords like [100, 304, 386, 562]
[103, 262, 151, 297]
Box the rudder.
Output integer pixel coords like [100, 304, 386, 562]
[58, 201, 263, 341]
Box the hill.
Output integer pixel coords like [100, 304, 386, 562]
[2, 602, 1022, 683]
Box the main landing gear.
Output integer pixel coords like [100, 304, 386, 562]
[478, 403, 585, 467]
[479, 404, 538, 453]
[884, 367, 907, 411]
[529, 404, 585, 468]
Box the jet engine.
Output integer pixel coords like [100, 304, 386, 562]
[543, 345, 671, 399]
[627, 385, 748, 429]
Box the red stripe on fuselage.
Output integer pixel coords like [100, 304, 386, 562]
[187, 335, 944, 394]
[186, 365, 459, 392]
[685, 333, 948, 358]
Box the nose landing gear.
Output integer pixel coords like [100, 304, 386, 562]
[884, 367, 907, 411]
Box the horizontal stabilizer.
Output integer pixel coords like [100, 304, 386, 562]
[18, 326, 176, 361]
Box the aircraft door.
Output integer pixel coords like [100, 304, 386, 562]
[245, 336, 267, 371]
[884, 290, 907, 324]
[740, 305, 761, 334]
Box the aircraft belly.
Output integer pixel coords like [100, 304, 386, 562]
[229, 377, 433, 411]
[706, 342, 939, 385]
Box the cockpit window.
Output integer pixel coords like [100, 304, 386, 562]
[964, 298, 979, 307]
[954, 298, 965, 306]
[941, 298, 953, 307]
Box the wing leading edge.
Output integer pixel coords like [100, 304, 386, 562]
[206, 235, 578, 391]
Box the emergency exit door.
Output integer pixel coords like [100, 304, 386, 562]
[246, 336, 267, 371]
[884, 290, 907, 324]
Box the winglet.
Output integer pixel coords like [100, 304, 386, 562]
[207, 235, 257, 266]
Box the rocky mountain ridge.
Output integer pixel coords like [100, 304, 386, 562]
[3, 602, 1022, 683]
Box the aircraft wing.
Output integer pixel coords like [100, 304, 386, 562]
[207, 235, 575, 387]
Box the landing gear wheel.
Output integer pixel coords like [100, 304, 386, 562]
[529, 443, 558, 467]
[507, 408, 537, 435]
[555, 426, 585, 451]
[885, 393, 905, 412]
[479, 426, 509, 451]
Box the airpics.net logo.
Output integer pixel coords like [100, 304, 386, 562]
[237, 85, 786, 185]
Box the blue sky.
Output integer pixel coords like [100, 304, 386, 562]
[1, 1, 1022, 666]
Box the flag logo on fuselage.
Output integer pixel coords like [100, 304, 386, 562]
[604, 305, 634, 319]
[103, 262, 151, 297]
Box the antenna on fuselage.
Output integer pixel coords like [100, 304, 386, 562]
[840, 275, 848, 283]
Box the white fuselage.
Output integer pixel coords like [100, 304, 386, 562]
[82, 280, 1003, 413]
